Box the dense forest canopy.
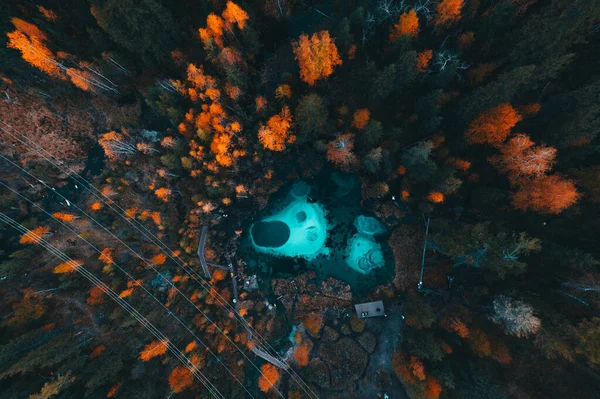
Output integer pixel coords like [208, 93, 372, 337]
[0, 0, 599, 398]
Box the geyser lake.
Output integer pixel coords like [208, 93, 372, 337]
[239, 173, 395, 293]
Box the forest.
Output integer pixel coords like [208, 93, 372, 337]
[0, 0, 599, 398]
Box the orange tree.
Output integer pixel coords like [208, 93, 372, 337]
[292, 30, 342, 86]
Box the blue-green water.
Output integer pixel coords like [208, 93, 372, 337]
[250, 190, 329, 259]
[251, 221, 290, 247]
[241, 172, 394, 293]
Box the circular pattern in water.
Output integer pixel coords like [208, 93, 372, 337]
[251, 221, 290, 248]
[296, 211, 307, 223]
[305, 226, 319, 242]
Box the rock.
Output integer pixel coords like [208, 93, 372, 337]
[304, 358, 330, 389]
[140, 129, 162, 142]
[350, 316, 365, 333]
[272, 271, 352, 323]
[354, 215, 386, 235]
[357, 331, 377, 354]
[341, 324, 352, 335]
[319, 338, 368, 389]
[321, 326, 340, 342]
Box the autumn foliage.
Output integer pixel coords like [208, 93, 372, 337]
[87, 287, 105, 305]
[258, 106, 295, 151]
[393, 351, 427, 384]
[169, 366, 194, 393]
[326, 134, 357, 171]
[1, 2, 594, 398]
[222, 1, 249, 30]
[427, 191, 445, 203]
[416, 50, 433, 72]
[441, 317, 470, 338]
[258, 363, 280, 392]
[293, 344, 310, 366]
[351, 109, 370, 129]
[179, 63, 245, 167]
[53, 260, 83, 274]
[99, 248, 114, 264]
[255, 96, 267, 112]
[99, 131, 136, 161]
[198, 2, 248, 48]
[393, 351, 443, 398]
[107, 382, 122, 398]
[199, 14, 225, 47]
[150, 253, 167, 265]
[489, 134, 557, 182]
[512, 175, 579, 214]
[139, 340, 169, 361]
[390, 9, 420, 40]
[119, 288, 134, 298]
[6, 18, 100, 92]
[434, 0, 464, 27]
[7, 18, 63, 78]
[155, 187, 173, 202]
[19, 226, 50, 244]
[303, 312, 324, 336]
[410, 356, 426, 381]
[275, 84, 292, 100]
[425, 376, 443, 399]
[52, 212, 75, 222]
[292, 31, 342, 86]
[90, 345, 106, 359]
[465, 104, 522, 145]
[446, 157, 471, 172]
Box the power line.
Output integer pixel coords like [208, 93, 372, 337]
[0, 213, 223, 399]
[0, 119, 317, 398]
[0, 125, 295, 397]
[0, 179, 255, 398]
[0, 158, 276, 398]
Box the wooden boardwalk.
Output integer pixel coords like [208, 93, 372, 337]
[197, 226, 289, 370]
[252, 346, 289, 370]
[197, 226, 211, 278]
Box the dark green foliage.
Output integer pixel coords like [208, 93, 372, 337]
[433, 168, 463, 196]
[363, 147, 383, 174]
[546, 80, 600, 148]
[431, 221, 541, 278]
[404, 329, 445, 362]
[90, 0, 180, 63]
[372, 64, 397, 99]
[400, 141, 438, 183]
[396, 51, 418, 91]
[404, 294, 436, 329]
[0, 249, 30, 278]
[335, 17, 353, 53]
[456, 370, 508, 399]
[576, 318, 600, 367]
[414, 90, 443, 136]
[359, 119, 383, 148]
[458, 65, 536, 123]
[85, 352, 124, 394]
[534, 309, 577, 362]
[432, 362, 455, 389]
[509, 0, 600, 68]
[1, 0, 600, 397]
[295, 93, 329, 144]
[160, 153, 181, 171]
[0, 329, 85, 380]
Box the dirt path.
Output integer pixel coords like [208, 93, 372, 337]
[356, 305, 409, 399]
